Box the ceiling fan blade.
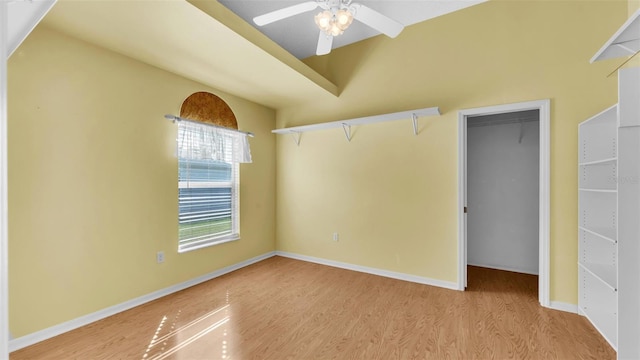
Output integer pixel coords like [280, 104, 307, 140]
[316, 31, 333, 56]
[253, 1, 319, 26]
[352, 4, 404, 38]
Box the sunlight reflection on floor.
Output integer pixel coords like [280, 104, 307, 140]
[141, 290, 232, 360]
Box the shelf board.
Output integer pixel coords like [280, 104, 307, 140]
[578, 225, 617, 244]
[579, 104, 618, 126]
[272, 107, 440, 135]
[591, 9, 640, 63]
[579, 305, 618, 351]
[578, 226, 617, 244]
[579, 157, 617, 166]
[579, 262, 617, 291]
[579, 188, 617, 193]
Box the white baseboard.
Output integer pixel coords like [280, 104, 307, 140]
[9, 251, 277, 352]
[467, 262, 539, 276]
[275, 251, 459, 290]
[548, 301, 578, 314]
[10, 249, 574, 353]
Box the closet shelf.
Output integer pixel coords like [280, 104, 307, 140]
[579, 226, 617, 244]
[579, 157, 617, 166]
[579, 262, 617, 291]
[591, 9, 640, 62]
[578, 188, 617, 193]
[272, 107, 440, 144]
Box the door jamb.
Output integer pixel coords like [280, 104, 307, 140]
[1, 1, 9, 357]
[457, 99, 550, 308]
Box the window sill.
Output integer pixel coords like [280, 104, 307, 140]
[178, 235, 240, 253]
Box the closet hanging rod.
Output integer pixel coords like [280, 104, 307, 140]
[466, 116, 538, 128]
[164, 114, 255, 137]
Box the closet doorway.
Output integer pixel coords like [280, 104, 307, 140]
[468, 110, 539, 275]
[457, 100, 550, 307]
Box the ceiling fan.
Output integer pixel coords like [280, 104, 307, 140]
[253, 0, 404, 56]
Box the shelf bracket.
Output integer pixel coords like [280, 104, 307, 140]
[614, 42, 638, 55]
[290, 131, 301, 146]
[411, 113, 418, 135]
[342, 123, 352, 142]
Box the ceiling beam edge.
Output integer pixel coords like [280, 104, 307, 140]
[187, 0, 339, 98]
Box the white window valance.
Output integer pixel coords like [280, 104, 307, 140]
[176, 120, 252, 163]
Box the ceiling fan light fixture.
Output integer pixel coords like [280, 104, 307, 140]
[336, 9, 353, 27]
[329, 25, 343, 36]
[314, 8, 353, 36]
[314, 10, 332, 30]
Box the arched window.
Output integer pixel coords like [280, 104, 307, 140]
[176, 92, 248, 252]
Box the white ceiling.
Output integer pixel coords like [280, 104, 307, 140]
[218, 0, 486, 59]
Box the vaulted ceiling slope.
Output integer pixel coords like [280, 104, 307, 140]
[41, 0, 339, 109]
[40, 0, 485, 110]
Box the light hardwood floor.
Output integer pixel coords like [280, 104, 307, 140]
[11, 256, 615, 359]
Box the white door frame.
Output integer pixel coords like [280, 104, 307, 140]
[1, 0, 9, 357]
[457, 99, 550, 308]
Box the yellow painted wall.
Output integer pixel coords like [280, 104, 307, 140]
[276, 0, 626, 303]
[8, 26, 276, 337]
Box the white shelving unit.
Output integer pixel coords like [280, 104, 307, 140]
[578, 68, 640, 360]
[578, 104, 619, 350]
[615, 67, 640, 360]
[583, 10, 640, 357]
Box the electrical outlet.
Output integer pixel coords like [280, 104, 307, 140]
[332, 232, 339, 242]
[156, 251, 165, 264]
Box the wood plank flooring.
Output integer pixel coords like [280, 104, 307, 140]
[11, 256, 615, 359]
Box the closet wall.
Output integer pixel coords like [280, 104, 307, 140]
[467, 110, 540, 274]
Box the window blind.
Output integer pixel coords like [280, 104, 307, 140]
[176, 120, 249, 252]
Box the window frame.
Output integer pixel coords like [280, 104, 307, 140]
[177, 139, 241, 253]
